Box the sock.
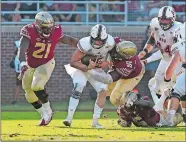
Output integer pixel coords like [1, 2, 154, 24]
[36, 106, 48, 120]
[93, 103, 103, 124]
[150, 89, 159, 104]
[66, 97, 79, 120]
[182, 108, 186, 115]
[167, 110, 176, 123]
[42, 101, 52, 115]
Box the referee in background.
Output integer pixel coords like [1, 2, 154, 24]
[11, 40, 22, 105]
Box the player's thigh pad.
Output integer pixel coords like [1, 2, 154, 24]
[110, 73, 143, 106]
[72, 69, 88, 93]
[173, 71, 186, 97]
[107, 82, 117, 96]
[31, 58, 55, 91]
[22, 67, 35, 90]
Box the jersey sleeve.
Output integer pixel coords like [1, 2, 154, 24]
[150, 17, 159, 33]
[54, 25, 64, 41]
[171, 42, 186, 62]
[106, 34, 115, 50]
[77, 37, 90, 54]
[20, 25, 31, 39]
[58, 25, 64, 39]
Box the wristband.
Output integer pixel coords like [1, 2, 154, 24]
[20, 61, 27, 69]
[143, 48, 148, 54]
[164, 77, 171, 82]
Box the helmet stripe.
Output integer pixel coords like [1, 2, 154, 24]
[162, 6, 168, 19]
[97, 25, 102, 39]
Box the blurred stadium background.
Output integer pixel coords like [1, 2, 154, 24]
[1, 0, 185, 106]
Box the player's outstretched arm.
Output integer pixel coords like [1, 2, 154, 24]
[143, 50, 163, 64]
[18, 36, 30, 62]
[89, 69, 121, 84]
[138, 32, 155, 59]
[59, 34, 78, 48]
[165, 51, 180, 81]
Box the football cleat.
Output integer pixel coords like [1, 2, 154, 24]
[38, 114, 53, 126]
[63, 119, 72, 127]
[92, 123, 104, 129]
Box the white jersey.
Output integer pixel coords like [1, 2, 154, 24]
[77, 34, 115, 60]
[171, 41, 186, 64]
[150, 17, 182, 60]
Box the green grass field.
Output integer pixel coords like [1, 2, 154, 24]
[1, 100, 186, 141]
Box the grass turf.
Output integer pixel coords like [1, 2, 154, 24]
[1, 111, 186, 141]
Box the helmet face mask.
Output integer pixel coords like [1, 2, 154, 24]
[158, 17, 174, 31]
[90, 24, 108, 49]
[35, 12, 54, 38]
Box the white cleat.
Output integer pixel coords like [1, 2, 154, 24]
[63, 119, 72, 127]
[46, 107, 53, 116]
[92, 123, 104, 129]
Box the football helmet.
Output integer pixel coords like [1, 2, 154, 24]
[116, 41, 137, 59]
[173, 23, 185, 43]
[90, 24, 108, 49]
[158, 6, 176, 31]
[35, 11, 54, 38]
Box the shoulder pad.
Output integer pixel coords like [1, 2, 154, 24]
[150, 17, 159, 31]
[77, 37, 91, 53]
[106, 34, 115, 49]
[20, 24, 33, 39]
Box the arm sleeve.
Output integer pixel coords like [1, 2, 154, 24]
[146, 50, 163, 63]
[20, 26, 31, 39]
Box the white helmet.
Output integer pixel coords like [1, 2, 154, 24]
[158, 6, 176, 31]
[173, 23, 186, 43]
[90, 24, 108, 49]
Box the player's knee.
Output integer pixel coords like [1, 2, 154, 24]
[24, 90, 38, 103]
[110, 91, 121, 107]
[170, 89, 181, 101]
[31, 82, 44, 91]
[71, 90, 82, 99]
[34, 90, 48, 103]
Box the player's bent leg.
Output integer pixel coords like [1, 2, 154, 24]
[64, 70, 87, 127]
[148, 77, 160, 104]
[112, 72, 144, 106]
[22, 68, 50, 125]
[31, 59, 55, 120]
[63, 86, 84, 127]
[89, 76, 107, 128]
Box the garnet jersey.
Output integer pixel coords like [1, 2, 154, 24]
[150, 17, 182, 60]
[20, 23, 64, 68]
[77, 34, 115, 61]
[109, 37, 143, 80]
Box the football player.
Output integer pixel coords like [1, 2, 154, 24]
[18, 11, 78, 126]
[64, 24, 115, 128]
[138, 6, 182, 109]
[159, 23, 186, 127]
[89, 38, 145, 107]
[117, 91, 183, 127]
